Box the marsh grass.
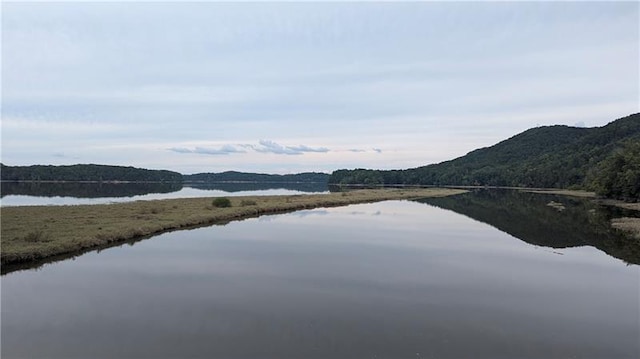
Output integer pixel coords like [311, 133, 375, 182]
[23, 230, 52, 243]
[240, 199, 257, 206]
[612, 217, 640, 239]
[1, 188, 466, 266]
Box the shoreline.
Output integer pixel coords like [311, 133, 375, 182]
[1, 188, 466, 269]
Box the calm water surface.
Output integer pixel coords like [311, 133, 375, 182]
[2, 199, 638, 358]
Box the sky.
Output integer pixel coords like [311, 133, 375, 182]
[1, 1, 638, 175]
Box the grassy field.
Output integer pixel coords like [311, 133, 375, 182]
[1, 188, 466, 267]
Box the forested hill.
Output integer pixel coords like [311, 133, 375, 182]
[329, 113, 640, 200]
[184, 171, 329, 183]
[0, 164, 183, 183]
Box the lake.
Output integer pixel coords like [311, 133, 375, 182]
[1, 190, 638, 358]
[0, 181, 329, 206]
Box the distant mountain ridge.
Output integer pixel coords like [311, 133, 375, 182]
[329, 113, 640, 200]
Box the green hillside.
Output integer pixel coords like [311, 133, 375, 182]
[329, 113, 640, 201]
[0, 164, 183, 183]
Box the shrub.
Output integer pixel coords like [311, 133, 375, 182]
[212, 197, 232, 208]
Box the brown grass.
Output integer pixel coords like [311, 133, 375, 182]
[611, 217, 640, 239]
[1, 188, 466, 265]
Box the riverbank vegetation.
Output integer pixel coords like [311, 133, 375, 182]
[1, 188, 465, 266]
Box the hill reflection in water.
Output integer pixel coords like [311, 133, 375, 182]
[417, 189, 640, 265]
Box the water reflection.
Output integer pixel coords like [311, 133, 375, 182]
[187, 181, 328, 193]
[0, 181, 181, 198]
[417, 189, 640, 265]
[2, 200, 638, 358]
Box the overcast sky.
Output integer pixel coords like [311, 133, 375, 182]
[2, 1, 638, 174]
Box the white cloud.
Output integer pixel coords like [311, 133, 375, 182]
[168, 145, 246, 156]
[285, 144, 330, 154]
[167, 141, 330, 157]
[252, 140, 330, 155]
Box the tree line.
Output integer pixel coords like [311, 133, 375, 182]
[0, 164, 183, 183]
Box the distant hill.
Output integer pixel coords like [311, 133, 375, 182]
[183, 171, 329, 184]
[0, 164, 183, 183]
[329, 113, 640, 200]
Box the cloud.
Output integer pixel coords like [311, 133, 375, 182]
[169, 141, 329, 156]
[196, 145, 246, 155]
[254, 140, 301, 155]
[347, 148, 385, 154]
[168, 147, 193, 154]
[254, 140, 329, 155]
[169, 145, 245, 155]
[287, 144, 330, 153]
